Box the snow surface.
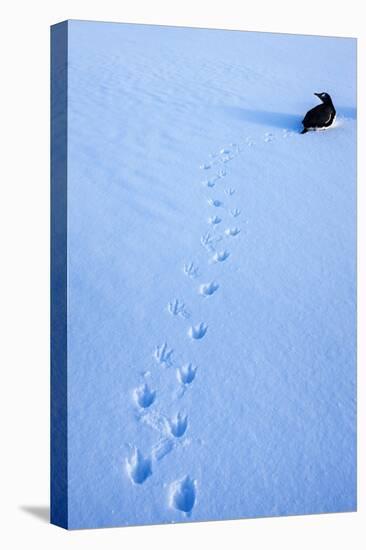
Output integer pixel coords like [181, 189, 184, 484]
[66, 20, 356, 528]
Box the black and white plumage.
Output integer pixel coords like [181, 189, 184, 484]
[301, 92, 336, 134]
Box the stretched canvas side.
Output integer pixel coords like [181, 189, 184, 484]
[50, 20, 68, 530]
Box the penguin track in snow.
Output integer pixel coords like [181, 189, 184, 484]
[126, 447, 152, 485]
[224, 227, 241, 237]
[177, 363, 197, 387]
[208, 198, 223, 208]
[208, 215, 222, 225]
[169, 476, 197, 515]
[199, 281, 219, 297]
[200, 232, 222, 252]
[133, 383, 156, 409]
[212, 249, 230, 263]
[183, 261, 199, 278]
[168, 299, 190, 319]
[188, 322, 208, 340]
[167, 412, 188, 438]
[230, 208, 241, 218]
[154, 342, 174, 367]
[202, 178, 216, 188]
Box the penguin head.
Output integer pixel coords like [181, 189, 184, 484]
[314, 92, 332, 103]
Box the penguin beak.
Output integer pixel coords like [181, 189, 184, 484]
[314, 92, 321, 98]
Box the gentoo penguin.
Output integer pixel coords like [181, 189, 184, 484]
[301, 92, 336, 134]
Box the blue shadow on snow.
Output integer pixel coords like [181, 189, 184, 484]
[222, 105, 356, 132]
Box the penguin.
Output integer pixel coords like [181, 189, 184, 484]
[301, 92, 336, 134]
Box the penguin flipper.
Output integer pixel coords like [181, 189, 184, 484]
[300, 127, 309, 134]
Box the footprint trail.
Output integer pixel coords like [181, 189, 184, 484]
[125, 133, 272, 515]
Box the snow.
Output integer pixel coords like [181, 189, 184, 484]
[64, 20, 356, 528]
